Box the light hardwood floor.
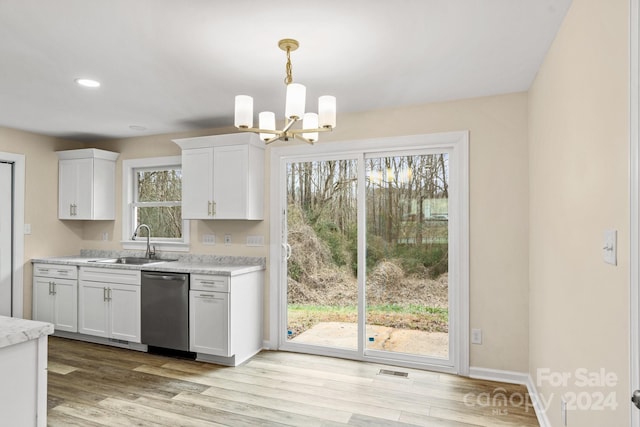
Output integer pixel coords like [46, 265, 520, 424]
[47, 337, 539, 426]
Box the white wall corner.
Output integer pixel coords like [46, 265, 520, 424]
[525, 373, 552, 427]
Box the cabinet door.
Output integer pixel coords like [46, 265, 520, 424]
[189, 291, 230, 356]
[109, 284, 141, 343]
[73, 158, 93, 219]
[78, 281, 109, 338]
[32, 277, 54, 324]
[213, 145, 247, 219]
[58, 160, 77, 219]
[182, 147, 214, 219]
[52, 279, 78, 333]
[58, 158, 93, 219]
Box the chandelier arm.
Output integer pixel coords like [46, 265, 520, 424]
[293, 134, 315, 145]
[236, 127, 283, 136]
[289, 127, 334, 135]
[281, 117, 299, 133]
[264, 134, 283, 145]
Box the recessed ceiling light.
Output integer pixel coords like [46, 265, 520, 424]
[74, 78, 101, 88]
[129, 125, 147, 131]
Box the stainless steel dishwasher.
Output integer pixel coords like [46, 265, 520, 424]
[141, 271, 190, 353]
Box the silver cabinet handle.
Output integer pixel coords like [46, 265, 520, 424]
[69, 204, 73, 216]
[199, 294, 225, 300]
[52, 282, 56, 295]
[48, 281, 53, 295]
[212, 201, 216, 216]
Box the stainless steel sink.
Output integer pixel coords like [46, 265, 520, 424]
[91, 257, 177, 265]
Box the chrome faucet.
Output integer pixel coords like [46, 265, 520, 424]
[132, 224, 155, 259]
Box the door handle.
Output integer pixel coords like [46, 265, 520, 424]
[632, 390, 640, 409]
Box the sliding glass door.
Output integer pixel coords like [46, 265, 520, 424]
[274, 132, 467, 372]
[364, 153, 449, 361]
[285, 159, 359, 351]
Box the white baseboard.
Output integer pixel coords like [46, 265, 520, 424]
[469, 367, 549, 427]
[469, 366, 530, 384]
[262, 339, 276, 350]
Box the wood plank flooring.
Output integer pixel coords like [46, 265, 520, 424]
[47, 337, 539, 426]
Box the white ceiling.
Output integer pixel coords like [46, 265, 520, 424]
[0, 0, 572, 141]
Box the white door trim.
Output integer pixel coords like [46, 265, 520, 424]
[268, 131, 469, 374]
[630, 0, 639, 424]
[0, 152, 25, 318]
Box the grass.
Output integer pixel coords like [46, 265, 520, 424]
[287, 303, 449, 339]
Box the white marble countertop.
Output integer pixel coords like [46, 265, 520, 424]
[0, 316, 54, 349]
[31, 255, 265, 276]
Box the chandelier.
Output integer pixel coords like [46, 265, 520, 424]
[234, 38, 336, 145]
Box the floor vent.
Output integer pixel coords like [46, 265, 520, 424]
[378, 369, 409, 378]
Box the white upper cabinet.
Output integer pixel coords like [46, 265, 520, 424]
[174, 133, 264, 220]
[56, 149, 119, 220]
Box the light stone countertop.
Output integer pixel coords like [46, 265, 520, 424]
[31, 253, 265, 277]
[0, 316, 54, 349]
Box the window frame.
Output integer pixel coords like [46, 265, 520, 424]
[121, 156, 190, 251]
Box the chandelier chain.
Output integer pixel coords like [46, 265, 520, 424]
[284, 47, 293, 85]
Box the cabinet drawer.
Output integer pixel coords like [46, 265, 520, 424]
[191, 274, 229, 292]
[33, 263, 78, 280]
[79, 266, 141, 286]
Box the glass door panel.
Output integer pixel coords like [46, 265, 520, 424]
[285, 159, 359, 351]
[365, 153, 450, 359]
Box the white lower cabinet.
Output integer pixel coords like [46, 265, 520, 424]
[78, 267, 141, 343]
[190, 290, 229, 355]
[32, 263, 78, 332]
[189, 271, 263, 365]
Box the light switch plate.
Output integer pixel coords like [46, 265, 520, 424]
[202, 234, 215, 245]
[603, 229, 617, 265]
[471, 328, 482, 344]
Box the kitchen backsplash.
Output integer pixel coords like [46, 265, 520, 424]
[79, 249, 266, 268]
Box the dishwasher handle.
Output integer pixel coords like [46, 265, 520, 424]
[142, 272, 188, 282]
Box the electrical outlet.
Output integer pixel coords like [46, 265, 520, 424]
[471, 328, 482, 344]
[246, 235, 265, 246]
[102, 232, 109, 241]
[23, 224, 31, 235]
[202, 234, 215, 245]
[224, 234, 232, 245]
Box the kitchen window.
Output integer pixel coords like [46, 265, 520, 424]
[122, 156, 190, 250]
